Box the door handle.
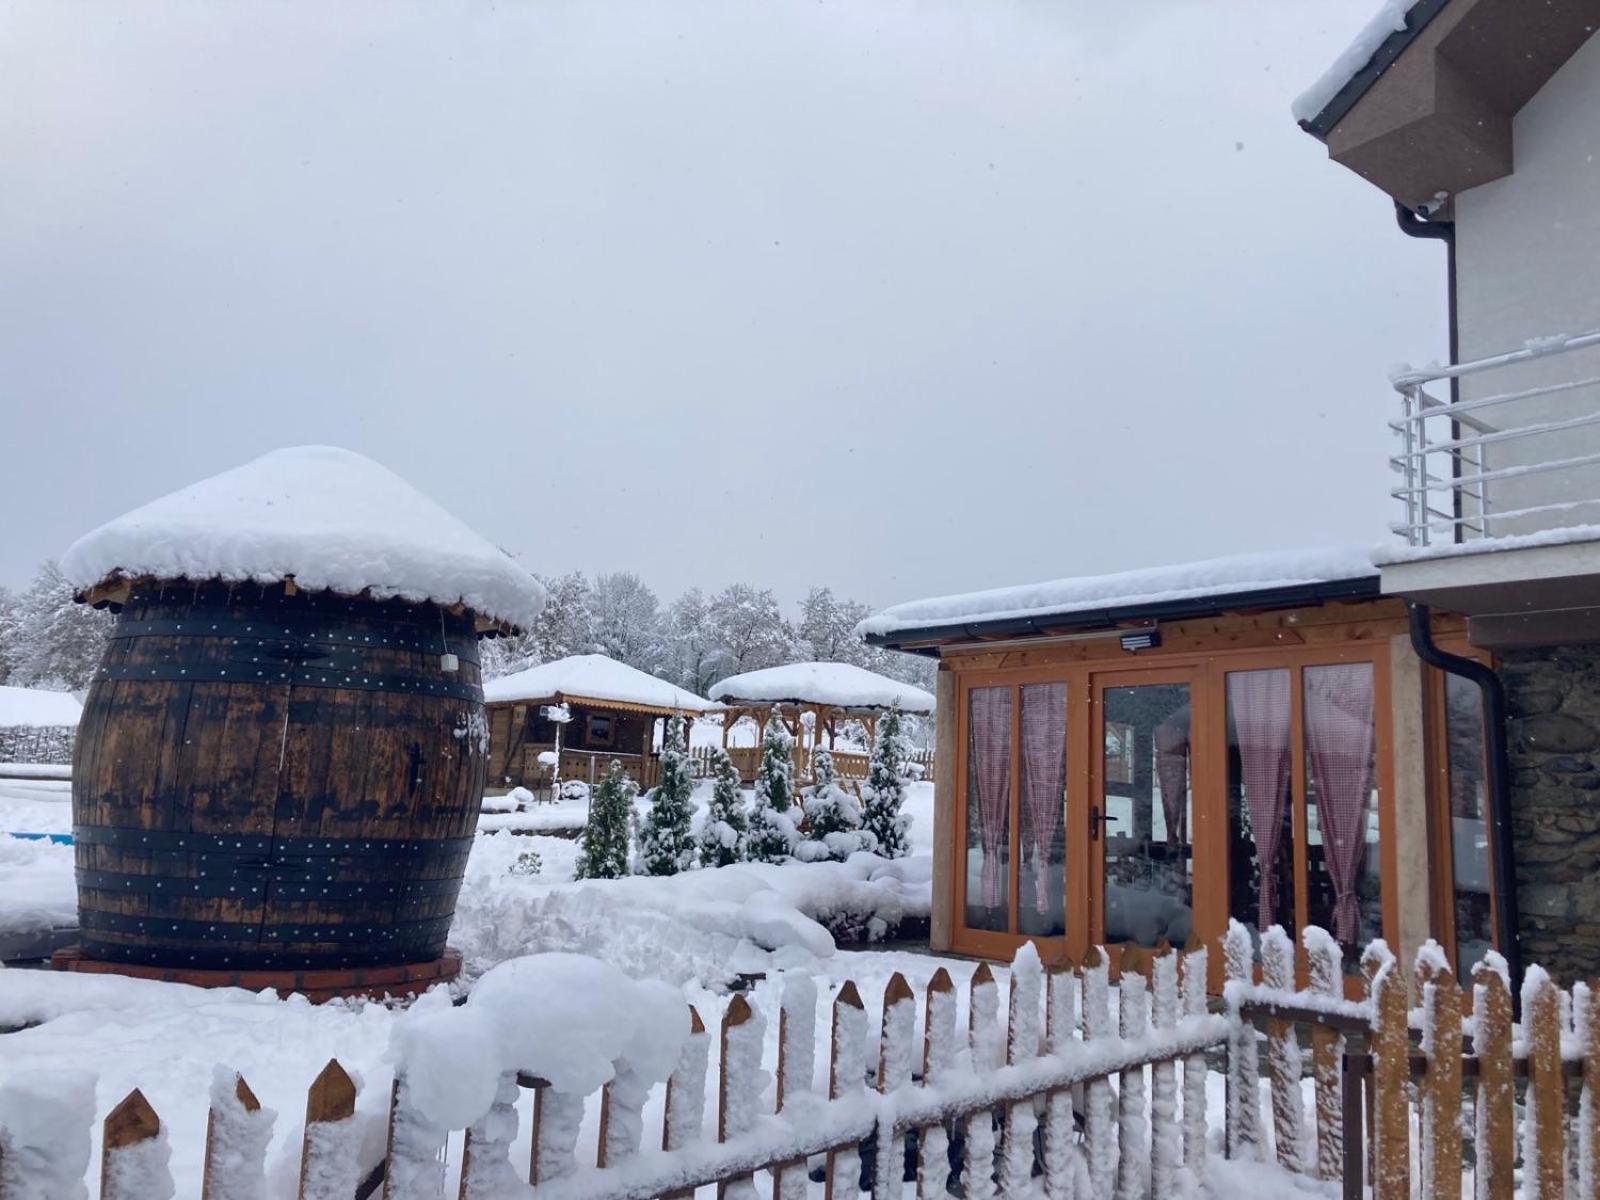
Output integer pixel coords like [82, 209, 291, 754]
[1091, 805, 1118, 841]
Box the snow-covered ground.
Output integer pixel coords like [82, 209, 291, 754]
[0, 778, 943, 1195]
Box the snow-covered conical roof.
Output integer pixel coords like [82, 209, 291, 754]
[61, 445, 546, 632]
[708, 662, 934, 713]
[484, 654, 714, 712]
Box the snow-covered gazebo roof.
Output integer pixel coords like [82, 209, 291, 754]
[708, 662, 935, 715]
[0, 685, 83, 729]
[484, 654, 714, 715]
[60, 445, 546, 634]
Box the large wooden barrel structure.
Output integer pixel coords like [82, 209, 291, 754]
[57, 446, 545, 984]
[73, 580, 486, 969]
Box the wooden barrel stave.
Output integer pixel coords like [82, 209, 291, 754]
[73, 579, 486, 969]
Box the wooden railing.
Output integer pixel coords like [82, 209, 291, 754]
[702, 745, 934, 785]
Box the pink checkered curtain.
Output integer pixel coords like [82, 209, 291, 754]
[1020, 683, 1067, 916]
[1304, 663, 1377, 945]
[1227, 669, 1293, 932]
[1153, 709, 1190, 852]
[969, 687, 1014, 910]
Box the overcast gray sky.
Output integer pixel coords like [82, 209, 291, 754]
[0, 0, 1445, 612]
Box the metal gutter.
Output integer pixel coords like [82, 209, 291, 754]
[1298, 0, 1451, 140]
[865, 575, 1383, 655]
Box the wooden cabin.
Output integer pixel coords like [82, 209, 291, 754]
[862, 548, 1502, 989]
[484, 654, 714, 795]
[708, 661, 935, 783]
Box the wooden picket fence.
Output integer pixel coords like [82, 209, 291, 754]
[0, 944, 1227, 1200]
[19, 921, 1597, 1198]
[1225, 920, 1600, 1200]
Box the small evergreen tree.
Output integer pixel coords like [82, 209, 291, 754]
[574, 759, 636, 879]
[863, 706, 912, 859]
[745, 709, 798, 863]
[697, 745, 748, 868]
[797, 747, 875, 862]
[636, 715, 696, 875]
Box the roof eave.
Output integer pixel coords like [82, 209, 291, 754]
[1298, 0, 1451, 141]
[863, 575, 1384, 654]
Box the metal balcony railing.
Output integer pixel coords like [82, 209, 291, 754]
[1390, 329, 1600, 547]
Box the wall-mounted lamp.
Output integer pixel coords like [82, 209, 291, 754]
[1119, 627, 1161, 653]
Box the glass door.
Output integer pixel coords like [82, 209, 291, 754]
[956, 676, 1070, 956]
[1091, 670, 1204, 960]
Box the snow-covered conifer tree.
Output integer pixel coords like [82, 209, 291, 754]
[698, 746, 747, 868]
[745, 710, 798, 863]
[797, 747, 875, 862]
[575, 760, 636, 879]
[863, 706, 912, 858]
[636, 715, 695, 875]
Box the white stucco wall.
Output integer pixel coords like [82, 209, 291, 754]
[1453, 30, 1600, 536]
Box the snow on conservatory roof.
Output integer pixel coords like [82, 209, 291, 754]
[0, 685, 83, 729]
[60, 446, 546, 633]
[708, 662, 935, 714]
[484, 654, 715, 713]
[859, 546, 1380, 645]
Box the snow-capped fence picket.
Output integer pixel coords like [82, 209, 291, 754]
[60, 923, 1600, 1200]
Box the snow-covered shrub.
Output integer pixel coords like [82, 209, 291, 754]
[636, 715, 696, 875]
[509, 848, 544, 876]
[697, 746, 748, 868]
[862, 706, 911, 859]
[480, 791, 520, 814]
[796, 748, 875, 863]
[559, 779, 591, 804]
[745, 711, 798, 863]
[507, 786, 536, 810]
[575, 761, 635, 880]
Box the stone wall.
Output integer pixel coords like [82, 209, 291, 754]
[0, 724, 75, 764]
[1500, 644, 1600, 981]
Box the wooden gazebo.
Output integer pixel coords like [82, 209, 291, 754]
[707, 662, 935, 783]
[483, 654, 714, 795]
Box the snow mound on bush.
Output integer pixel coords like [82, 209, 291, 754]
[394, 954, 686, 1129]
[451, 833, 837, 985]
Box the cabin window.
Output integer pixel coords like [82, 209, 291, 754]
[587, 714, 615, 747]
[964, 686, 1013, 933]
[951, 640, 1394, 971]
[1018, 683, 1068, 937]
[1102, 682, 1192, 947]
[1442, 672, 1495, 973]
[1226, 669, 1296, 956]
[1224, 661, 1381, 971]
[1302, 663, 1381, 969]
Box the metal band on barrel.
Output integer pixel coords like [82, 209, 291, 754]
[106, 614, 480, 664]
[75, 869, 464, 902]
[91, 660, 483, 701]
[72, 826, 475, 863]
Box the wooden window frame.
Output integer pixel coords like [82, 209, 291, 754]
[948, 639, 1397, 985]
[586, 713, 615, 748]
[1423, 639, 1498, 978]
